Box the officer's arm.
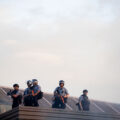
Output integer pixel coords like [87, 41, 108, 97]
[79, 102, 83, 111]
[23, 89, 27, 97]
[32, 90, 35, 96]
[33, 86, 41, 96]
[64, 94, 69, 98]
[34, 90, 40, 96]
[32, 90, 40, 96]
[54, 88, 58, 96]
[79, 96, 83, 111]
[12, 93, 20, 98]
[64, 89, 69, 98]
[12, 91, 21, 98]
[12, 94, 18, 98]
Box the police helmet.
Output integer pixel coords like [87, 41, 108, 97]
[13, 84, 19, 88]
[27, 80, 32, 85]
[83, 89, 88, 93]
[59, 80, 64, 85]
[32, 79, 38, 83]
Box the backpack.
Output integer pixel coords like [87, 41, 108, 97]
[37, 91, 43, 100]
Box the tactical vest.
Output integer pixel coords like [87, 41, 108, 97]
[26, 87, 33, 95]
[81, 94, 90, 111]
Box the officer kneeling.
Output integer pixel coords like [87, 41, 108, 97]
[23, 80, 33, 106]
[32, 79, 43, 107]
[76, 89, 90, 111]
[52, 80, 69, 109]
[7, 84, 22, 109]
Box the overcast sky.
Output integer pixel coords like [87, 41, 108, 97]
[0, 0, 120, 103]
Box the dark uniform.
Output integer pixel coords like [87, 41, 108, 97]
[52, 80, 69, 109]
[8, 85, 22, 109]
[24, 87, 33, 106]
[78, 91, 90, 111]
[52, 87, 68, 109]
[32, 84, 41, 107]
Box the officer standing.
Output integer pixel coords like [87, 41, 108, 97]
[77, 89, 90, 111]
[24, 80, 33, 106]
[7, 84, 22, 109]
[52, 80, 69, 109]
[32, 79, 42, 107]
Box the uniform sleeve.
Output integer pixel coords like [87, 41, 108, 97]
[38, 85, 41, 91]
[16, 91, 22, 95]
[54, 87, 58, 95]
[24, 89, 27, 95]
[79, 95, 83, 102]
[65, 88, 69, 95]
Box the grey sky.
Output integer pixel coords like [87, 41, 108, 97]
[0, 0, 120, 103]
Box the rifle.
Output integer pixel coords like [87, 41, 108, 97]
[56, 90, 65, 104]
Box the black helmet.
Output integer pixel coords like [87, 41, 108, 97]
[27, 80, 32, 85]
[59, 80, 64, 85]
[83, 89, 88, 93]
[13, 84, 19, 88]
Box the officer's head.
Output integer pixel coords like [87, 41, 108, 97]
[59, 80, 64, 88]
[32, 79, 38, 86]
[27, 80, 32, 87]
[83, 89, 88, 96]
[13, 84, 19, 90]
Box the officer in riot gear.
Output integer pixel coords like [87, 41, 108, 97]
[52, 80, 69, 109]
[24, 80, 33, 106]
[32, 79, 43, 107]
[76, 89, 90, 111]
